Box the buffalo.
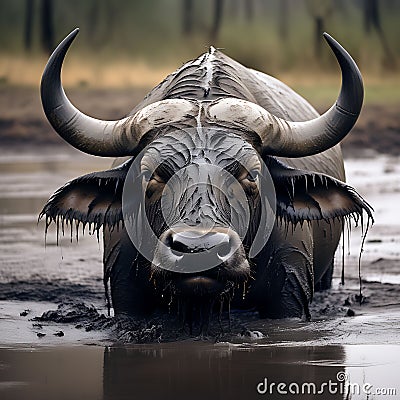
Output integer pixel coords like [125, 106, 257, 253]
[40, 29, 372, 325]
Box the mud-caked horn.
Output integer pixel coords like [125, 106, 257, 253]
[208, 33, 363, 158]
[40, 28, 197, 157]
[263, 33, 364, 157]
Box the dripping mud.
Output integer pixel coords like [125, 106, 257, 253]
[0, 146, 400, 346]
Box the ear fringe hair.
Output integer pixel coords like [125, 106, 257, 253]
[268, 157, 374, 226]
[38, 160, 131, 243]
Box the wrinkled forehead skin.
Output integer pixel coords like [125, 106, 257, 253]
[141, 128, 262, 234]
[141, 127, 261, 177]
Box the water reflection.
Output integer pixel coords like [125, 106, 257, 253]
[1, 146, 399, 400]
[103, 343, 346, 400]
[1, 343, 399, 400]
[0, 346, 103, 400]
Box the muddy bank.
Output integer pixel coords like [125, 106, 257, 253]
[0, 86, 147, 147]
[0, 86, 399, 156]
[0, 135, 400, 399]
[0, 148, 399, 346]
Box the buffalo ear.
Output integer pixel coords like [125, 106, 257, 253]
[39, 160, 132, 232]
[267, 158, 373, 225]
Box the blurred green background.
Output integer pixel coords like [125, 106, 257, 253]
[0, 1, 399, 94]
[0, 0, 399, 150]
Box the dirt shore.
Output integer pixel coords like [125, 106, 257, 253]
[0, 141, 399, 345]
[0, 85, 399, 345]
[0, 86, 399, 156]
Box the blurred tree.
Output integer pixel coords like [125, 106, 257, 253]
[210, 0, 224, 41]
[40, 0, 54, 54]
[86, 0, 115, 50]
[245, 0, 254, 22]
[305, 0, 333, 58]
[278, 0, 289, 42]
[334, 0, 348, 15]
[228, 0, 239, 19]
[24, 0, 34, 51]
[88, 0, 100, 46]
[182, 0, 194, 35]
[364, 0, 379, 33]
[106, 1, 118, 38]
[363, 0, 396, 68]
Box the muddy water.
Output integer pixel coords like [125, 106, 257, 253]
[1, 146, 400, 399]
[0, 343, 399, 400]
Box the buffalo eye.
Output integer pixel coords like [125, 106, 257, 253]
[142, 170, 164, 184]
[246, 169, 259, 183]
[151, 174, 164, 184]
[143, 170, 165, 200]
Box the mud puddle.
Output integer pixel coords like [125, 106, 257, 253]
[0, 146, 399, 398]
[0, 343, 399, 400]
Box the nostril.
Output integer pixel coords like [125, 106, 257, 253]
[170, 232, 208, 254]
[216, 240, 231, 258]
[163, 233, 189, 254]
[164, 233, 173, 248]
[166, 231, 234, 256]
[171, 237, 194, 254]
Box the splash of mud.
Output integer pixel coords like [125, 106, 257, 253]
[31, 301, 266, 343]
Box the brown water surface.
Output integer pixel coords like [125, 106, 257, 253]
[0, 343, 399, 400]
[0, 147, 399, 400]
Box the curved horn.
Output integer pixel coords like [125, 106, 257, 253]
[41, 29, 142, 157]
[40, 29, 184, 157]
[208, 33, 363, 158]
[264, 33, 364, 157]
[41, 29, 199, 156]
